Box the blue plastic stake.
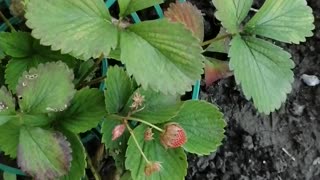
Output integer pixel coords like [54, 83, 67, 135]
[130, 12, 141, 23]
[0, 163, 25, 176]
[105, 0, 116, 8]
[154, 5, 164, 18]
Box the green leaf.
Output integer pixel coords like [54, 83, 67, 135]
[3, 172, 16, 180]
[123, 88, 181, 124]
[105, 66, 134, 114]
[205, 28, 230, 53]
[16, 61, 76, 114]
[18, 127, 72, 180]
[0, 86, 16, 126]
[19, 113, 52, 127]
[0, 49, 5, 59]
[245, 0, 314, 44]
[3, 32, 76, 92]
[102, 117, 129, 173]
[0, 121, 20, 158]
[60, 130, 86, 180]
[119, 0, 163, 17]
[0, 62, 5, 86]
[25, 0, 118, 60]
[58, 88, 105, 134]
[74, 59, 95, 85]
[108, 48, 121, 61]
[229, 35, 294, 114]
[0, 32, 33, 58]
[212, 0, 253, 33]
[171, 100, 225, 155]
[121, 19, 204, 95]
[125, 124, 187, 180]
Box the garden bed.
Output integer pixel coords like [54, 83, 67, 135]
[0, 0, 319, 179]
[187, 0, 320, 179]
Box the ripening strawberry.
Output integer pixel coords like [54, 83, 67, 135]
[144, 161, 162, 176]
[160, 123, 187, 149]
[112, 124, 126, 141]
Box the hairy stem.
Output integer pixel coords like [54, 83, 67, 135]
[0, 10, 16, 32]
[111, 114, 164, 132]
[128, 117, 164, 132]
[125, 121, 150, 164]
[85, 150, 101, 180]
[201, 33, 233, 46]
[77, 75, 106, 89]
[76, 54, 104, 88]
[250, 8, 259, 12]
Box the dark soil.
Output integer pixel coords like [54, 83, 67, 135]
[1, 0, 319, 180]
[187, 0, 320, 180]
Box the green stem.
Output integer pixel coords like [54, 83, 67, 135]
[125, 122, 150, 164]
[76, 54, 104, 88]
[111, 114, 164, 132]
[128, 117, 164, 132]
[201, 33, 233, 46]
[0, 10, 16, 32]
[85, 150, 101, 180]
[77, 75, 106, 89]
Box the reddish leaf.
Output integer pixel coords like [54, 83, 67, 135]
[165, 1, 204, 42]
[18, 127, 72, 179]
[205, 58, 232, 86]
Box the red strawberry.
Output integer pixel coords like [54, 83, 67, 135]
[160, 123, 187, 149]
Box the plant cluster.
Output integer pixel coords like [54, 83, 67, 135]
[0, 0, 315, 179]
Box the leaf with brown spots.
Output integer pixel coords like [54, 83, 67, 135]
[17, 127, 72, 180]
[165, 1, 204, 42]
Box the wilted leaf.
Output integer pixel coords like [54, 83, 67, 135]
[165, 1, 204, 42]
[18, 127, 72, 179]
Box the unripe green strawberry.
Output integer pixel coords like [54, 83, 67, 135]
[160, 123, 187, 149]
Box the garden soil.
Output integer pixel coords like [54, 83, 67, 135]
[187, 0, 320, 180]
[1, 0, 319, 180]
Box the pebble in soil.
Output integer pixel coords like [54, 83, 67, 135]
[186, 0, 320, 179]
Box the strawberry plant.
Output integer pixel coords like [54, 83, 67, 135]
[0, 0, 315, 179]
